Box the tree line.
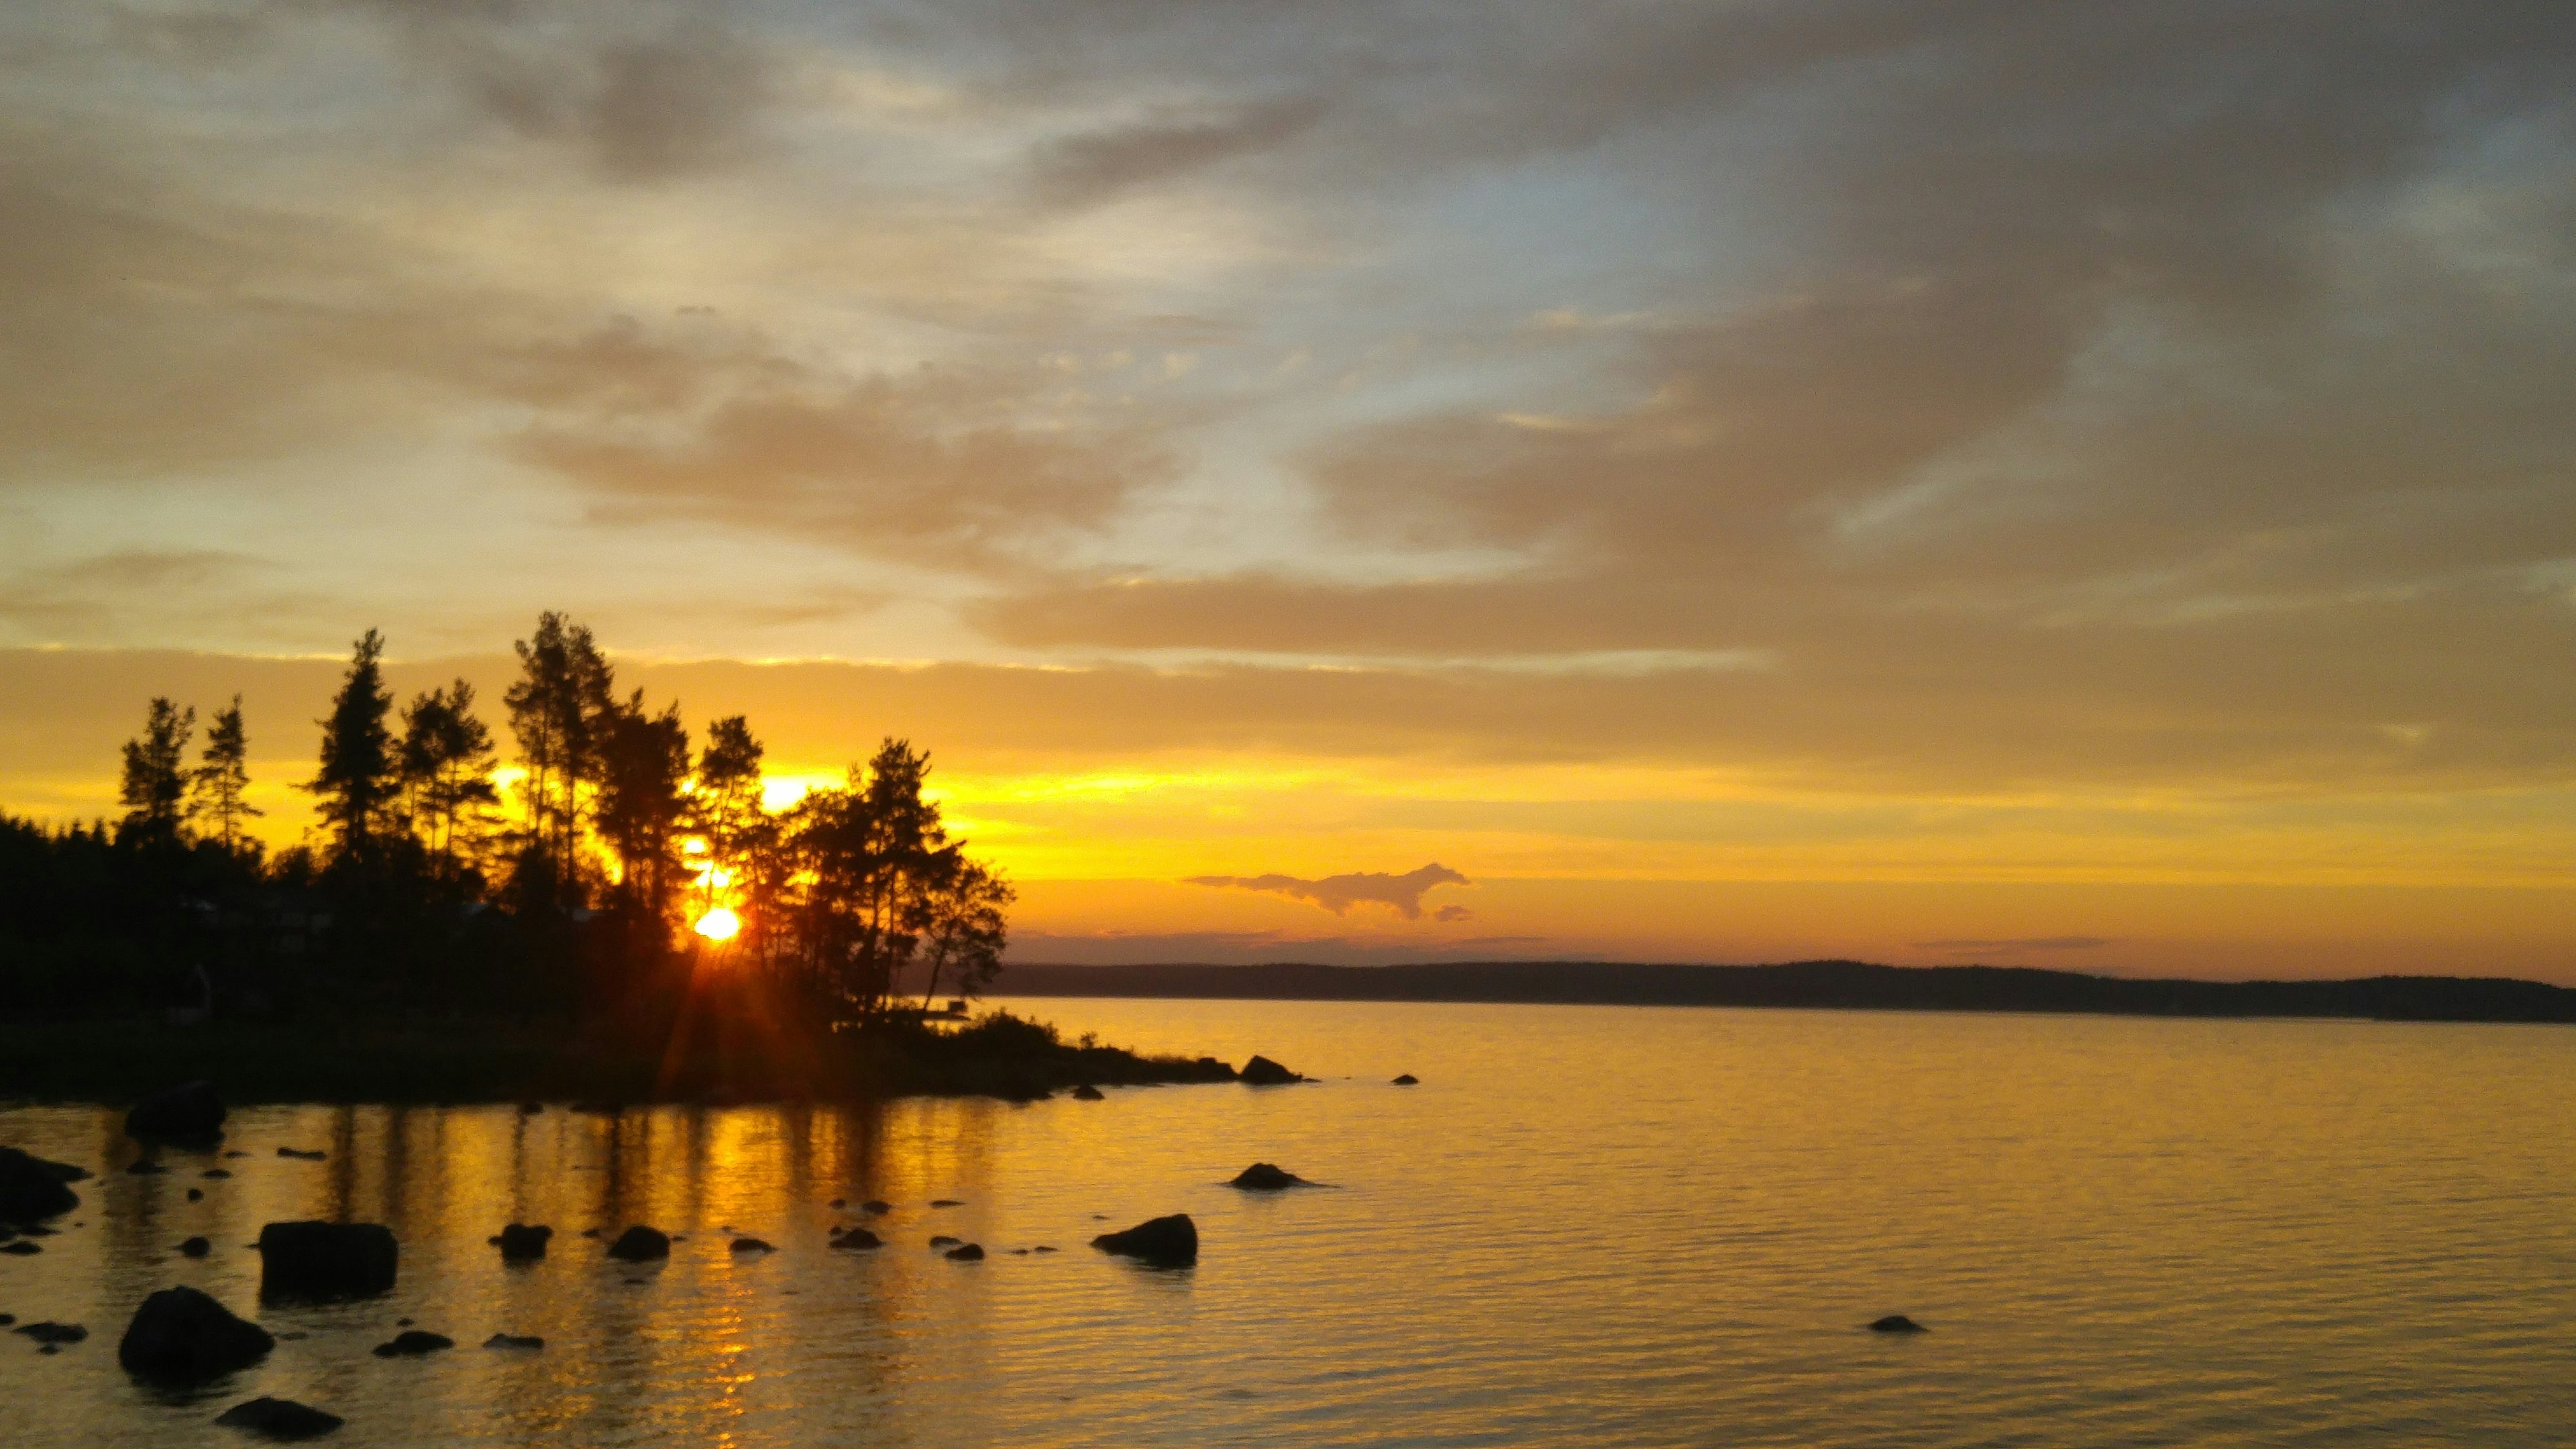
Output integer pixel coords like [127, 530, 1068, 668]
[2, 613, 1010, 1025]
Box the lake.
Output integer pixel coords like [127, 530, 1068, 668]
[7, 999, 2576, 1446]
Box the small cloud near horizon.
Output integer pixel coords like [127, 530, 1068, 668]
[1917, 936, 2114, 952]
[1183, 863, 1471, 919]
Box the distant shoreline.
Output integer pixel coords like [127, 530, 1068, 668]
[989, 960, 2576, 1025]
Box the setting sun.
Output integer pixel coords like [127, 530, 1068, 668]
[693, 906, 741, 943]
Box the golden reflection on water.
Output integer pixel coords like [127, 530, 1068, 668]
[9, 1002, 2576, 1447]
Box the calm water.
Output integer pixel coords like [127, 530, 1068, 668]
[7, 1000, 2576, 1446]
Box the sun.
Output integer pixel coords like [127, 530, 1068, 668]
[693, 906, 742, 942]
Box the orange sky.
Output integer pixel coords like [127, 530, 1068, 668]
[5, 5, 2575, 979]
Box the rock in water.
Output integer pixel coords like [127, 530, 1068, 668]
[276, 1148, 326, 1161]
[1228, 1163, 1311, 1191]
[860, 1200, 892, 1215]
[1091, 1214, 1198, 1267]
[180, 1236, 212, 1258]
[370, 1330, 453, 1357]
[928, 1234, 961, 1248]
[606, 1226, 670, 1262]
[127, 1160, 170, 1175]
[15, 1321, 87, 1344]
[214, 1397, 344, 1439]
[256, 1222, 398, 1301]
[828, 1228, 883, 1250]
[730, 1237, 774, 1253]
[496, 1224, 553, 1260]
[1239, 1055, 1301, 1086]
[945, 1243, 985, 1261]
[117, 1286, 273, 1383]
[126, 1081, 225, 1143]
[1071, 1084, 1105, 1101]
[483, 1333, 544, 1350]
[929, 1199, 963, 1208]
[1, 1240, 38, 1255]
[1868, 1315, 1928, 1334]
[1391, 1073, 1419, 1085]
[0, 1145, 82, 1223]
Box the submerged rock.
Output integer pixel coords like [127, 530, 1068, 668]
[1091, 1214, 1197, 1267]
[126, 1081, 226, 1143]
[944, 1243, 985, 1261]
[483, 1332, 544, 1350]
[495, 1224, 553, 1260]
[0, 1146, 82, 1223]
[180, 1236, 212, 1258]
[828, 1197, 847, 1210]
[203, 1169, 232, 1179]
[1071, 1085, 1105, 1101]
[606, 1226, 669, 1262]
[859, 1200, 892, 1215]
[15, 1320, 87, 1344]
[256, 1222, 398, 1301]
[213, 1397, 343, 1439]
[117, 1286, 272, 1383]
[1228, 1163, 1313, 1191]
[275, 1148, 326, 1161]
[729, 1237, 774, 1253]
[1391, 1073, 1419, 1085]
[928, 1234, 961, 1248]
[1868, 1315, 1928, 1334]
[929, 1199, 963, 1208]
[828, 1228, 883, 1250]
[127, 1160, 170, 1175]
[1, 1240, 39, 1255]
[370, 1330, 453, 1357]
[1239, 1055, 1301, 1086]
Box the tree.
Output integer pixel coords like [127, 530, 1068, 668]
[307, 630, 396, 859]
[687, 714, 775, 935]
[187, 695, 260, 852]
[504, 612, 616, 888]
[397, 680, 500, 882]
[118, 698, 196, 846]
[594, 690, 690, 922]
[919, 857, 1013, 1008]
[780, 739, 953, 1022]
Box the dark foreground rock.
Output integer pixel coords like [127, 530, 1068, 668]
[118, 1285, 273, 1383]
[1868, 1315, 1927, 1334]
[371, 1330, 453, 1357]
[127, 1081, 226, 1143]
[257, 1222, 398, 1301]
[945, 1242, 985, 1260]
[494, 1224, 552, 1260]
[0, 1146, 83, 1223]
[1228, 1163, 1312, 1191]
[829, 1228, 883, 1250]
[215, 1397, 344, 1439]
[1091, 1214, 1197, 1267]
[16, 1320, 87, 1344]
[483, 1333, 543, 1350]
[1239, 1055, 1301, 1086]
[1391, 1073, 1419, 1085]
[730, 1236, 773, 1253]
[180, 1236, 212, 1257]
[606, 1226, 670, 1262]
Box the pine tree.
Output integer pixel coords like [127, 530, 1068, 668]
[307, 629, 396, 859]
[505, 612, 616, 886]
[188, 694, 261, 851]
[118, 696, 196, 846]
[397, 679, 500, 881]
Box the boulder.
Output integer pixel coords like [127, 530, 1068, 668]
[15, 1320, 87, 1344]
[1868, 1315, 1928, 1334]
[496, 1224, 552, 1261]
[256, 1222, 398, 1301]
[606, 1226, 669, 1262]
[483, 1333, 544, 1350]
[1240, 1055, 1301, 1086]
[1, 1240, 38, 1255]
[1391, 1073, 1419, 1085]
[125, 1081, 225, 1144]
[370, 1330, 453, 1357]
[1091, 1214, 1197, 1267]
[729, 1237, 773, 1253]
[0, 1145, 82, 1223]
[944, 1243, 985, 1261]
[1071, 1085, 1105, 1101]
[180, 1236, 212, 1258]
[928, 1234, 961, 1248]
[1228, 1163, 1311, 1191]
[213, 1397, 343, 1439]
[117, 1286, 273, 1383]
[828, 1228, 883, 1250]
[859, 1200, 892, 1215]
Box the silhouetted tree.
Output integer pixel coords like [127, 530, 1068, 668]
[504, 612, 615, 891]
[919, 857, 1012, 1008]
[118, 697, 195, 846]
[397, 680, 500, 883]
[780, 739, 955, 1022]
[595, 690, 690, 924]
[687, 714, 775, 938]
[187, 695, 260, 854]
[307, 630, 396, 859]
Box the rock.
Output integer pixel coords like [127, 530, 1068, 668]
[0, 1313, 11, 1324]
[606, 1226, 669, 1262]
[180, 1236, 212, 1258]
[1240, 1055, 1301, 1085]
[1868, 1315, 1928, 1334]
[945, 1243, 985, 1261]
[1031, 1244, 1058, 1253]
[2, 1240, 40, 1255]
[828, 1228, 882, 1250]
[16, 1320, 87, 1344]
[0, 1146, 82, 1223]
[213, 1397, 344, 1439]
[256, 1222, 398, 1301]
[203, 1169, 232, 1179]
[189, 1188, 205, 1202]
[126, 1081, 226, 1144]
[929, 1199, 963, 1208]
[483, 1333, 544, 1350]
[496, 1224, 553, 1260]
[928, 1234, 961, 1248]
[396, 1318, 413, 1326]
[117, 1286, 272, 1383]
[223, 1150, 248, 1158]
[127, 1160, 170, 1175]
[1091, 1214, 1197, 1267]
[1071, 1085, 1105, 1101]
[1228, 1163, 1311, 1191]
[276, 1148, 326, 1161]
[370, 1330, 453, 1357]
[828, 1197, 846, 1209]
[729, 1237, 773, 1253]
[1391, 1073, 1419, 1085]
[860, 1200, 891, 1215]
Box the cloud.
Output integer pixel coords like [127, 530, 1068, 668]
[1918, 937, 2114, 953]
[1185, 863, 1470, 918]
[1432, 903, 1474, 922]
[1032, 96, 1327, 206]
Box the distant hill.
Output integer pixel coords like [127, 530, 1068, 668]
[992, 959, 2576, 1024]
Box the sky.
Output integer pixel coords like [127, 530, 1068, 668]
[4, 1, 2575, 979]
